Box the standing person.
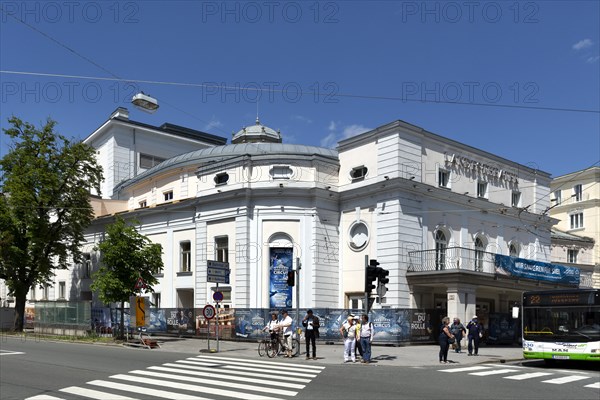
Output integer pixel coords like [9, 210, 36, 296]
[339, 314, 358, 363]
[358, 314, 374, 364]
[353, 315, 363, 361]
[450, 318, 466, 353]
[467, 315, 483, 356]
[438, 316, 454, 363]
[278, 310, 294, 357]
[302, 309, 320, 360]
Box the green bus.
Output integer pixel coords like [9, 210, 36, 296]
[522, 289, 600, 362]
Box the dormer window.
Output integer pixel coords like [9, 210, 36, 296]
[214, 173, 229, 186]
[163, 191, 173, 201]
[270, 166, 292, 180]
[350, 166, 368, 181]
[138, 200, 147, 208]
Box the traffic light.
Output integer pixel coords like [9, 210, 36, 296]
[378, 269, 389, 285]
[365, 259, 380, 293]
[287, 270, 295, 286]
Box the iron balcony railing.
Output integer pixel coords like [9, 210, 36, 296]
[408, 247, 497, 274]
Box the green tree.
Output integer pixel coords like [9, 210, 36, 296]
[0, 117, 103, 331]
[91, 216, 163, 338]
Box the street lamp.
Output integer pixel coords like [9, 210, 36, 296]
[132, 92, 159, 113]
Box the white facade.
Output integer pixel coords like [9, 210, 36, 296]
[7, 113, 581, 329]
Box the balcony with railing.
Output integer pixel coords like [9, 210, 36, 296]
[408, 247, 583, 288]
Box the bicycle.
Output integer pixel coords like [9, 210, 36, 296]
[272, 331, 300, 358]
[258, 331, 280, 358]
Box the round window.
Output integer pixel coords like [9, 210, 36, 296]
[349, 221, 369, 251]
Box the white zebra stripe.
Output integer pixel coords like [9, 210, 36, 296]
[60, 386, 139, 400]
[169, 361, 313, 383]
[183, 358, 318, 378]
[503, 372, 554, 380]
[87, 380, 209, 400]
[195, 355, 325, 370]
[469, 369, 521, 376]
[542, 375, 592, 385]
[584, 382, 600, 389]
[439, 366, 492, 373]
[194, 356, 323, 374]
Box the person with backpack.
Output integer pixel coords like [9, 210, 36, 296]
[450, 318, 466, 353]
[357, 314, 375, 364]
[339, 314, 358, 363]
[467, 315, 483, 356]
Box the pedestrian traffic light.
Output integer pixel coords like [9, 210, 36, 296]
[287, 270, 295, 286]
[378, 268, 389, 285]
[365, 259, 380, 293]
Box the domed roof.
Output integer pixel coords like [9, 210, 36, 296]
[232, 118, 282, 144]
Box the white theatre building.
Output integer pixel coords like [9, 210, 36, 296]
[12, 108, 583, 325]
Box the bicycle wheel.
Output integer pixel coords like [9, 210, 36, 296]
[292, 338, 300, 357]
[267, 340, 279, 358]
[258, 340, 267, 357]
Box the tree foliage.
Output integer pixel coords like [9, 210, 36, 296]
[91, 216, 163, 305]
[0, 117, 103, 331]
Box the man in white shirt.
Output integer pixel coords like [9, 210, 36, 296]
[278, 310, 294, 357]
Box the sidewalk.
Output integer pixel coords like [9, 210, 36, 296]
[153, 337, 523, 367]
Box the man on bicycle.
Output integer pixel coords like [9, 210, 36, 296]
[278, 310, 294, 357]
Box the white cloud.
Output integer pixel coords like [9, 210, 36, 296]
[586, 55, 600, 63]
[341, 124, 370, 139]
[573, 38, 593, 51]
[320, 122, 371, 148]
[204, 117, 223, 131]
[291, 115, 313, 124]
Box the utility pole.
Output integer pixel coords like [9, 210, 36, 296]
[295, 257, 301, 332]
[364, 255, 369, 315]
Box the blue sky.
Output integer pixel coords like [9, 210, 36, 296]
[1, 0, 598, 177]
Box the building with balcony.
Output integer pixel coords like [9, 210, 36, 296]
[550, 166, 600, 288]
[3, 110, 584, 330]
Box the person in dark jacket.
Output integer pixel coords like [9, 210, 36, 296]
[439, 316, 454, 363]
[302, 309, 320, 360]
[450, 318, 467, 353]
[467, 315, 483, 356]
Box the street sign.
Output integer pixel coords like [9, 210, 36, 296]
[130, 296, 149, 327]
[134, 277, 147, 290]
[207, 260, 230, 284]
[377, 284, 388, 298]
[202, 305, 216, 320]
[213, 291, 224, 303]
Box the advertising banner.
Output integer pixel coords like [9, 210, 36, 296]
[495, 254, 580, 285]
[166, 308, 195, 334]
[269, 248, 294, 309]
[234, 308, 270, 339]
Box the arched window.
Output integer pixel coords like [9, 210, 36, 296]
[474, 237, 485, 272]
[435, 230, 447, 270]
[509, 243, 518, 258]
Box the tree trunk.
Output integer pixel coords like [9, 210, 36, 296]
[120, 301, 125, 340]
[13, 292, 26, 332]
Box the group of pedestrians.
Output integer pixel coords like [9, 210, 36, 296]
[263, 310, 295, 357]
[438, 315, 484, 363]
[339, 313, 375, 363]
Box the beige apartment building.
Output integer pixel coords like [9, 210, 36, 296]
[550, 166, 600, 288]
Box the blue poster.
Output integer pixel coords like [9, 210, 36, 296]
[495, 254, 580, 285]
[269, 248, 294, 309]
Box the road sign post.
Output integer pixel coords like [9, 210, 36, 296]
[207, 260, 229, 353]
[202, 305, 216, 352]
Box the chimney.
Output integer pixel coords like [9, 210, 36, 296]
[110, 107, 129, 120]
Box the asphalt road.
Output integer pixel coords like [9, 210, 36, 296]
[1, 336, 598, 400]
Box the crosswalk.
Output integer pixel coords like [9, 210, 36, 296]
[25, 355, 325, 400]
[438, 364, 599, 390]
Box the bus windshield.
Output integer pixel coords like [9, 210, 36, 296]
[523, 306, 600, 343]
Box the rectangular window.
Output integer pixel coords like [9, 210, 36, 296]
[570, 212, 584, 229]
[153, 293, 161, 308]
[350, 166, 368, 181]
[83, 253, 92, 278]
[58, 282, 66, 299]
[477, 181, 488, 198]
[554, 190, 562, 205]
[163, 191, 173, 201]
[574, 184, 583, 202]
[43, 285, 49, 300]
[30, 287, 36, 301]
[438, 169, 450, 188]
[138, 200, 147, 208]
[139, 153, 166, 170]
[567, 249, 578, 263]
[180, 241, 191, 272]
[511, 191, 521, 207]
[215, 236, 229, 263]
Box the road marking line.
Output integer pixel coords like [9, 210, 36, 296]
[169, 361, 312, 383]
[195, 356, 324, 373]
[195, 355, 326, 370]
[149, 365, 306, 389]
[60, 386, 138, 399]
[111, 374, 283, 400]
[503, 372, 554, 380]
[482, 363, 525, 368]
[183, 358, 318, 378]
[439, 366, 492, 373]
[25, 396, 64, 400]
[542, 375, 591, 384]
[0, 350, 25, 356]
[87, 380, 209, 400]
[128, 370, 297, 397]
[469, 369, 521, 376]
[584, 382, 600, 389]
